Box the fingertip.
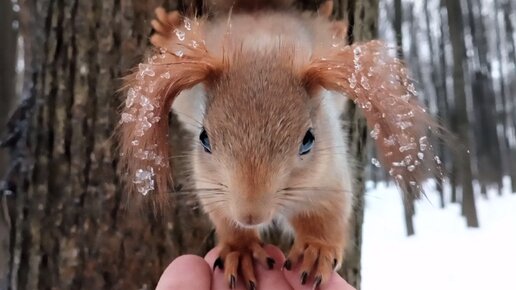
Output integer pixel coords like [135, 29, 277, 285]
[262, 244, 286, 269]
[156, 255, 211, 290]
[204, 245, 222, 268]
[321, 272, 355, 290]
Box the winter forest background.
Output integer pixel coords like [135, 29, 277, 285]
[0, 0, 515, 289]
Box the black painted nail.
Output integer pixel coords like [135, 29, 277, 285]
[266, 257, 276, 269]
[313, 276, 322, 289]
[229, 275, 236, 289]
[249, 280, 256, 290]
[283, 259, 292, 271]
[213, 257, 224, 270]
[300, 271, 308, 285]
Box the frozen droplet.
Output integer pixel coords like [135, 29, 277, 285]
[370, 123, 380, 139]
[133, 168, 155, 196]
[400, 93, 411, 102]
[417, 152, 424, 160]
[184, 19, 192, 31]
[383, 136, 396, 146]
[126, 88, 138, 108]
[131, 140, 139, 146]
[407, 165, 416, 172]
[419, 136, 428, 151]
[397, 121, 413, 130]
[174, 50, 184, 58]
[399, 143, 417, 152]
[360, 76, 371, 90]
[140, 117, 152, 131]
[363, 101, 372, 111]
[159, 47, 167, 54]
[137, 63, 155, 80]
[434, 156, 442, 164]
[392, 161, 405, 167]
[174, 29, 185, 41]
[407, 83, 417, 95]
[371, 158, 381, 168]
[160, 72, 171, 79]
[409, 181, 417, 186]
[348, 73, 357, 89]
[154, 155, 165, 167]
[139, 96, 154, 111]
[353, 46, 362, 56]
[120, 113, 136, 123]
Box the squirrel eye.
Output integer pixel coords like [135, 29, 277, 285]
[299, 129, 315, 155]
[200, 129, 211, 153]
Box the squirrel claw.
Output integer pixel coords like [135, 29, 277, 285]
[286, 241, 343, 289]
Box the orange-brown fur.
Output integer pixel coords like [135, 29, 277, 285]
[118, 1, 442, 288]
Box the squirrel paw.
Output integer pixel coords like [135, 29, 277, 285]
[213, 240, 276, 289]
[150, 7, 182, 48]
[284, 241, 343, 289]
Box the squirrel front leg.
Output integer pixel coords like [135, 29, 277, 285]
[210, 212, 276, 289]
[285, 210, 349, 288]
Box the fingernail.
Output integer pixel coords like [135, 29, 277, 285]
[300, 271, 308, 285]
[249, 280, 256, 290]
[266, 257, 276, 269]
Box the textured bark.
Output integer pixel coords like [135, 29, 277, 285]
[335, 0, 378, 288]
[4, 0, 373, 289]
[0, 2, 17, 289]
[5, 1, 214, 289]
[444, 0, 479, 227]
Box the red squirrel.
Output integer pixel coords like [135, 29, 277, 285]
[118, 0, 442, 288]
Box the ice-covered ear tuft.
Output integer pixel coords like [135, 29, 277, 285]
[302, 40, 444, 196]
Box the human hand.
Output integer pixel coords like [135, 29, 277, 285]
[155, 245, 355, 290]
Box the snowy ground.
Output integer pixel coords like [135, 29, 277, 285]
[361, 179, 516, 290]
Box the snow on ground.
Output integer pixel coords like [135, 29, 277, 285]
[362, 179, 516, 290]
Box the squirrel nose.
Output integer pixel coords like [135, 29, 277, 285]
[244, 214, 258, 226]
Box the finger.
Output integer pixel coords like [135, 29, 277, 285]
[155, 255, 212, 290]
[206, 247, 246, 290]
[204, 246, 222, 269]
[254, 245, 292, 290]
[283, 265, 355, 290]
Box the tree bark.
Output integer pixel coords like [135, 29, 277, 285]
[5, 1, 214, 289]
[4, 0, 373, 289]
[444, 0, 479, 227]
[335, 0, 378, 287]
[0, 1, 17, 289]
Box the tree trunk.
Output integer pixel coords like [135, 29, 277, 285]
[5, 1, 214, 289]
[444, 0, 479, 227]
[0, 1, 18, 289]
[4, 0, 373, 289]
[335, 0, 378, 288]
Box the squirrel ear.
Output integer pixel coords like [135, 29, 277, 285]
[302, 40, 443, 196]
[118, 11, 222, 207]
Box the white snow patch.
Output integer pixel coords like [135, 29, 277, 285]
[362, 179, 516, 290]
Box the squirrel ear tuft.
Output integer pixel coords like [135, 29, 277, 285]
[302, 40, 444, 196]
[118, 12, 222, 209]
